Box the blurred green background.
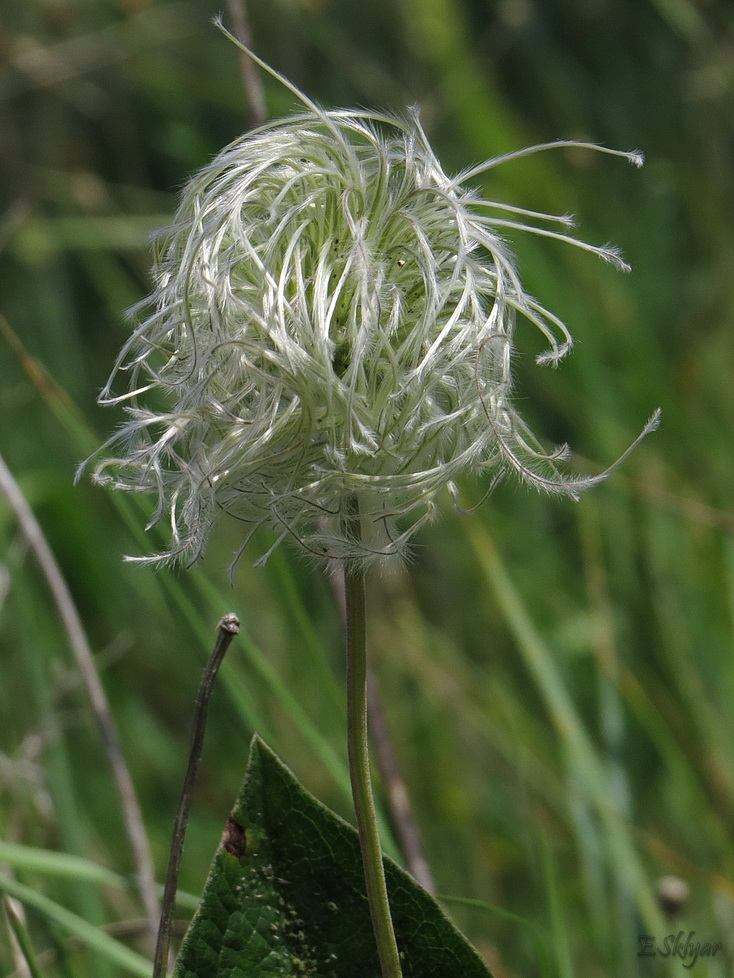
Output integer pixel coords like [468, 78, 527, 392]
[1, 0, 733, 976]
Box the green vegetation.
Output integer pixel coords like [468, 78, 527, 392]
[1, 1, 733, 976]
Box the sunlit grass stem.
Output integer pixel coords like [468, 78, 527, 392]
[342, 494, 403, 978]
[0, 451, 160, 951]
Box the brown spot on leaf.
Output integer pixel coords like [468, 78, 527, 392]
[222, 817, 247, 859]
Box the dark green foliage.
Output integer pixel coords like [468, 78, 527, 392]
[175, 738, 492, 978]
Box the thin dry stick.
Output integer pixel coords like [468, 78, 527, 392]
[366, 670, 435, 894]
[329, 562, 435, 894]
[152, 613, 240, 978]
[0, 452, 160, 949]
[224, 0, 267, 127]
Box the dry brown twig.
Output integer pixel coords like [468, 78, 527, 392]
[153, 614, 240, 978]
[224, 0, 267, 127]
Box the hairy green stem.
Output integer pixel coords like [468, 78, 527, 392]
[342, 496, 403, 978]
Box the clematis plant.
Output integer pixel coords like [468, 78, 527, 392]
[80, 39, 658, 978]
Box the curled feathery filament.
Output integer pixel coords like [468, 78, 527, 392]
[80, 69, 657, 568]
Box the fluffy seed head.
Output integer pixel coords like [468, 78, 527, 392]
[81, 67, 656, 568]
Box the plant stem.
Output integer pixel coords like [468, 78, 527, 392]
[224, 0, 267, 127]
[341, 495, 403, 978]
[366, 669, 435, 895]
[153, 613, 240, 978]
[0, 451, 160, 950]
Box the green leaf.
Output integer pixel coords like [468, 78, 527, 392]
[174, 736, 494, 978]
